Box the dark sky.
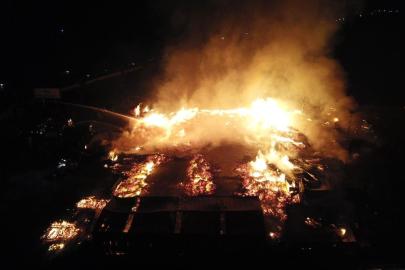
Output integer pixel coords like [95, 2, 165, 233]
[334, 0, 405, 106]
[0, 0, 170, 89]
[0, 0, 404, 107]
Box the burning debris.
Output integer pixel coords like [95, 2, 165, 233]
[48, 243, 65, 251]
[112, 154, 172, 197]
[41, 221, 82, 250]
[41, 197, 109, 251]
[183, 154, 217, 196]
[76, 196, 110, 210]
[234, 148, 303, 240]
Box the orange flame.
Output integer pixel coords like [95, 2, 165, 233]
[184, 154, 217, 196]
[41, 221, 81, 243]
[76, 196, 110, 210]
[113, 154, 171, 197]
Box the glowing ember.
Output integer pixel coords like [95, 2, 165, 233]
[184, 154, 217, 196]
[113, 154, 171, 197]
[304, 217, 323, 229]
[41, 221, 81, 243]
[76, 196, 110, 210]
[269, 231, 281, 239]
[48, 243, 65, 251]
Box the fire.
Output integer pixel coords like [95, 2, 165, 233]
[140, 98, 292, 130]
[143, 108, 198, 127]
[76, 196, 110, 210]
[143, 113, 166, 126]
[109, 97, 316, 240]
[134, 103, 150, 117]
[250, 151, 268, 173]
[270, 135, 305, 149]
[117, 98, 305, 156]
[41, 221, 82, 243]
[235, 147, 301, 226]
[113, 154, 171, 197]
[248, 98, 291, 131]
[109, 149, 118, 162]
[184, 154, 217, 196]
[119, 97, 307, 155]
[48, 243, 65, 251]
[135, 104, 141, 117]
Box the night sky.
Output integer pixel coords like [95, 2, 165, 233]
[0, 0, 404, 108]
[0, 1, 168, 90]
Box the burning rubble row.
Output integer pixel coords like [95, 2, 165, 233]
[41, 98, 356, 253]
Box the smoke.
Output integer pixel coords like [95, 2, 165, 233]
[152, 0, 357, 108]
[113, 0, 364, 162]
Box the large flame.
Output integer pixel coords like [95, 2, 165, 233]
[113, 97, 305, 155]
[248, 98, 291, 131]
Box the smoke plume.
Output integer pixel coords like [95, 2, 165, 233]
[114, 0, 364, 162]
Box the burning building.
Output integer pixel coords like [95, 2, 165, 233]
[89, 0, 362, 256]
[88, 90, 358, 255]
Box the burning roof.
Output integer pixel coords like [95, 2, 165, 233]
[111, 154, 172, 197]
[76, 196, 110, 210]
[102, 98, 342, 242]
